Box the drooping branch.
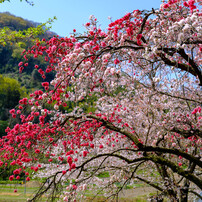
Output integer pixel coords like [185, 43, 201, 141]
[86, 114, 143, 148]
[147, 155, 202, 190]
[177, 48, 202, 86]
[61, 114, 202, 189]
[155, 90, 202, 104]
[158, 52, 198, 77]
[135, 176, 163, 192]
[142, 146, 202, 168]
[189, 190, 202, 200]
[62, 115, 202, 169]
[84, 115, 202, 168]
[138, 11, 154, 35]
[169, 127, 202, 139]
[76, 152, 147, 167]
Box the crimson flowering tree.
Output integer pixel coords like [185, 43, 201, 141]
[0, 0, 202, 201]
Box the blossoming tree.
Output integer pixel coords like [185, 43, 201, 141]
[0, 0, 201, 201]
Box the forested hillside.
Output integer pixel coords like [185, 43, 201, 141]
[0, 12, 56, 136]
[0, 12, 56, 83]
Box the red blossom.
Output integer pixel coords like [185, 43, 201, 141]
[62, 170, 66, 175]
[35, 149, 40, 154]
[9, 175, 14, 181]
[99, 144, 103, 149]
[83, 151, 88, 157]
[114, 59, 120, 64]
[16, 176, 20, 180]
[164, 4, 169, 8]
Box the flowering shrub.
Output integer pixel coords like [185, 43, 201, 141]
[0, 0, 202, 201]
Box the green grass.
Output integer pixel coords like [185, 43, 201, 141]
[0, 184, 41, 202]
[0, 181, 156, 201]
[0, 180, 24, 185]
[0, 185, 38, 193]
[97, 171, 110, 178]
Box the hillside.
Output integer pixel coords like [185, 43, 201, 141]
[0, 12, 56, 81]
[0, 12, 57, 136]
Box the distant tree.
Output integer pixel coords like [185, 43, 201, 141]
[0, 75, 26, 120]
[0, 120, 8, 137]
[0, 44, 13, 73]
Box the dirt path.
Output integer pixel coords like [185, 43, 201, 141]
[119, 186, 156, 198]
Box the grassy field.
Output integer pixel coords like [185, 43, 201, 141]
[0, 184, 42, 202]
[0, 182, 156, 201]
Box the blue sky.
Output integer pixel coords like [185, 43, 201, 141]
[0, 0, 162, 37]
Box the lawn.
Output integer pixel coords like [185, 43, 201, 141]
[0, 182, 156, 201]
[0, 184, 40, 202]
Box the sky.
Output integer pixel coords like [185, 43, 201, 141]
[0, 0, 162, 37]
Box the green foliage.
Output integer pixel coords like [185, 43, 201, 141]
[0, 75, 27, 120]
[97, 172, 110, 178]
[0, 12, 55, 78]
[0, 12, 56, 46]
[0, 163, 25, 181]
[0, 180, 23, 184]
[0, 120, 8, 137]
[78, 93, 97, 113]
[0, 13, 56, 88]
